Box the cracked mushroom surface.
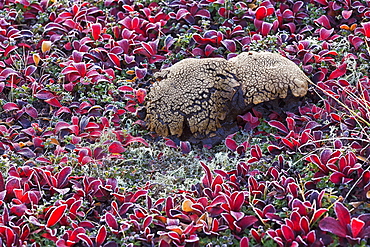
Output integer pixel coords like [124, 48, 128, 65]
[229, 51, 310, 105]
[145, 51, 310, 145]
[145, 57, 246, 143]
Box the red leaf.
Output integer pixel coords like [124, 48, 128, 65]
[77, 233, 94, 247]
[108, 141, 126, 153]
[135, 88, 146, 104]
[312, 208, 329, 223]
[334, 202, 351, 227]
[1, 226, 15, 247]
[238, 215, 258, 229]
[46, 204, 67, 227]
[328, 63, 347, 79]
[4, 46, 17, 57]
[118, 86, 134, 92]
[45, 98, 62, 107]
[351, 218, 365, 238]
[96, 225, 107, 246]
[268, 120, 288, 133]
[124, 134, 149, 147]
[141, 42, 155, 56]
[361, 21, 370, 38]
[281, 225, 295, 241]
[74, 62, 87, 77]
[91, 23, 102, 41]
[3, 102, 19, 111]
[231, 192, 244, 211]
[35, 90, 55, 100]
[108, 53, 121, 67]
[225, 136, 237, 151]
[255, 6, 267, 20]
[105, 212, 118, 230]
[240, 237, 249, 247]
[200, 162, 213, 188]
[131, 17, 140, 29]
[330, 113, 341, 121]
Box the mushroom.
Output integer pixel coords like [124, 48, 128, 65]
[145, 52, 310, 144]
[145, 58, 246, 142]
[229, 51, 310, 105]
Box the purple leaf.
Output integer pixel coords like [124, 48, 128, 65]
[315, 15, 331, 29]
[260, 22, 273, 36]
[204, 44, 216, 57]
[238, 215, 258, 229]
[180, 141, 191, 154]
[342, 10, 352, 19]
[105, 212, 118, 230]
[176, 9, 190, 20]
[135, 67, 147, 80]
[25, 105, 38, 118]
[334, 202, 351, 227]
[319, 217, 346, 237]
[25, 65, 37, 76]
[319, 28, 334, 40]
[164, 138, 178, 148]
[17, 148, 36, 158]
[221, 39, 236, 52]
[195, 9, 210, 19]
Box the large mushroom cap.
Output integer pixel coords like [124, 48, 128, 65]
[145, 57, 246, 142]
[229, 51, 310, 104]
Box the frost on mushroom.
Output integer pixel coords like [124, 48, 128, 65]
[229, 51, 310, 105]
[145, 58, 246, 143]
[144, 51, 310, 145]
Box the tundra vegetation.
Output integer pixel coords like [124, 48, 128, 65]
[0, 0, 370, 246]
